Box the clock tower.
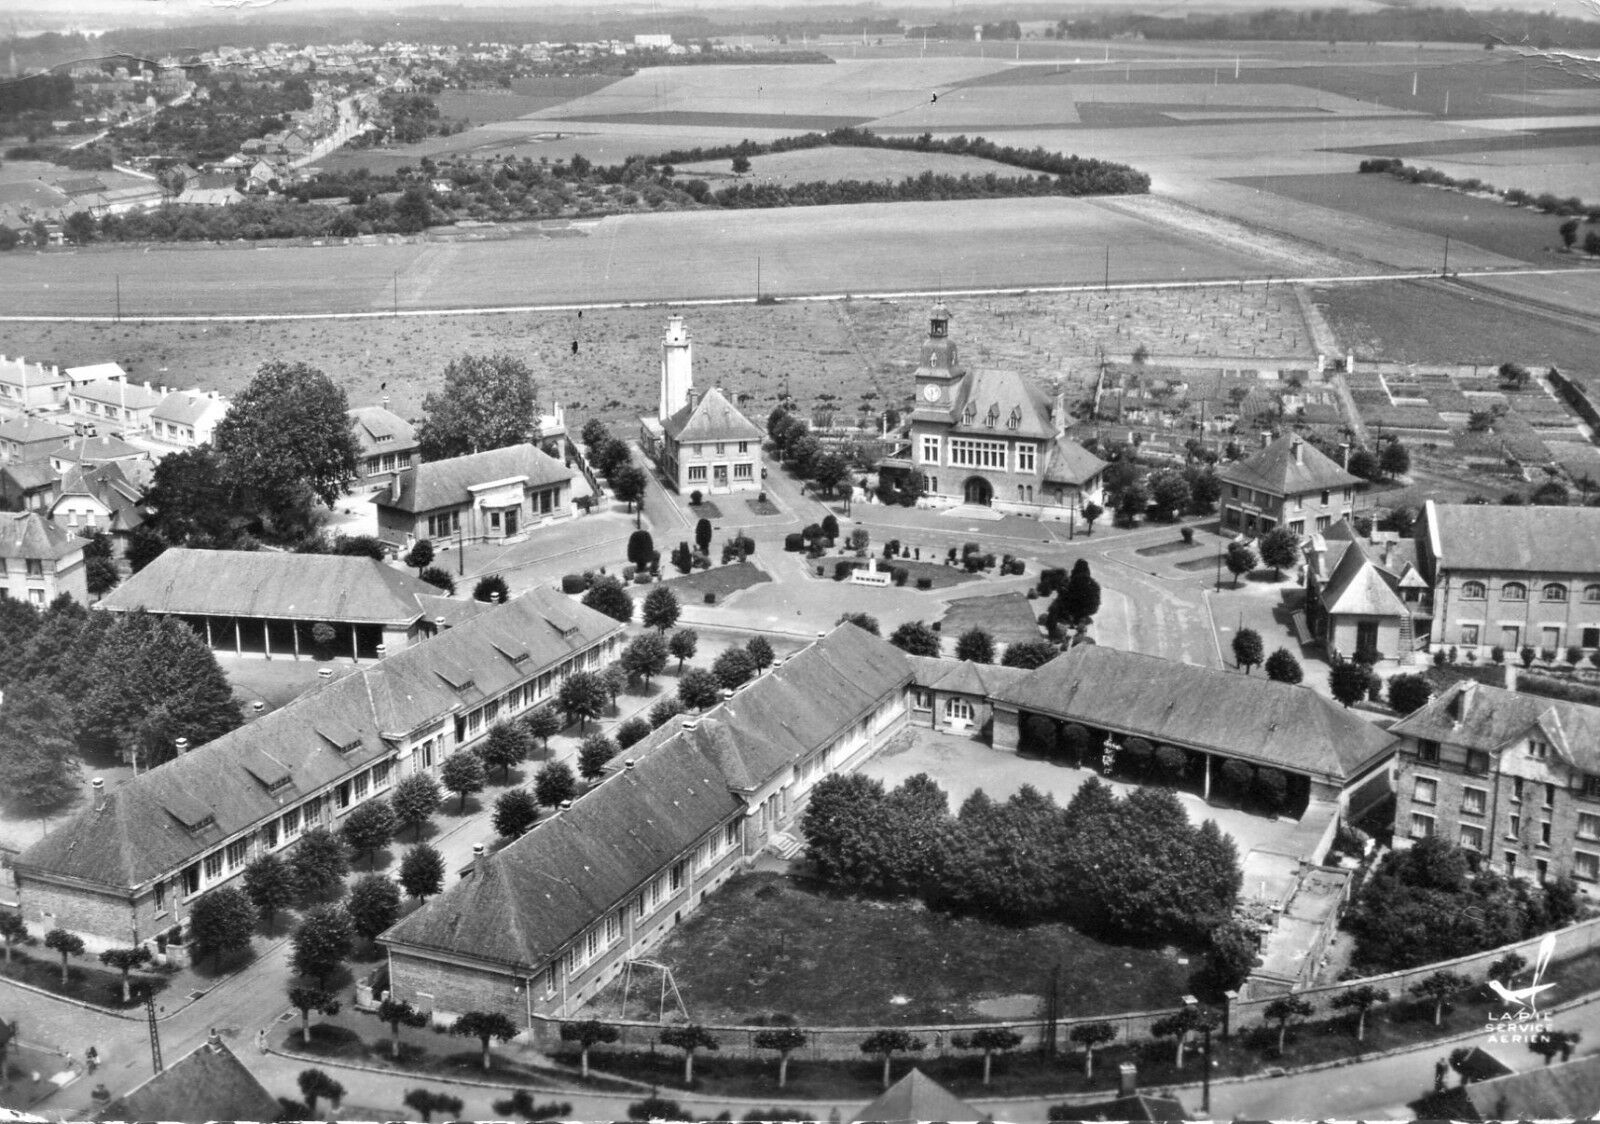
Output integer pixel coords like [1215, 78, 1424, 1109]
[913, 303, 965, 411]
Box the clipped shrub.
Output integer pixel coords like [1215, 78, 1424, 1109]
[634, 572, 653, 585]
[1009, 559, 1026, 576]
[916, 577, 932, 590]
[1039, 567, 1067, 595]
[891, 567, 908, 587]
[560, 574, 586, 594]
[962, 541, 981, 558]
[622, 565, 636, 582]
[784, 533, 804, 552]
[704, 592, 717, 604]
[689, 490, 703, 505]
[834, 560, 858, 581]
[691, 553, 710, 571]
[964, 553, 986, 573]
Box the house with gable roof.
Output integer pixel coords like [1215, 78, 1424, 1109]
[1216, 432, 1362, 538]
[376, 443, 572, 549]
[0, 355, 72, 413]
[894, 304, 1105, 518]
[101, 1032, 279, 1122]
[15, 586, 624, 950]
[47, 461, 146, 549]
[638, 315, 763, 495]
[0, 511, 88, 605]
[1391, 678, 1600, 889]
[67, 379, 165, 437]
[349, 402, 420, 481]
[1303, 522, 1432, 663]
[149, 388, 230, 448]
[0, 415, 72, 465]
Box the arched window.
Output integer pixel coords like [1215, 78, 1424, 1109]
[1544, 583, 1568, 602]
[944, 698, 974, 723]
[1461, 580, 1487, 599]
[1502, 582, 1528, 601]
[1585, 585, 1600, 603]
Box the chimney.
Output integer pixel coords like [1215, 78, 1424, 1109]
[318, 667, 333, 681]
[1260, 431, 1271, 449]
[472, 843, 485, 860]
[92, 776, 106, 811]
[375, 644, 387, 659]
[558, 799, 572, 812]
[175, 736, 190, 755]
[207, 1028, 222, 1051]
[382, 395, 390, 409]
[1505, 662, 1519, 693]
[623, 758, 635, 770]
[1452, 680, 1478, 722]
[1347, 352, 1356, 376]
[1118, 1062, 1137, 1097]
[1339, 442, 1350, 470]
[1291, 436, 1303, 465]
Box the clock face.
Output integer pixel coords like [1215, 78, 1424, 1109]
[922, 383, 941, 402]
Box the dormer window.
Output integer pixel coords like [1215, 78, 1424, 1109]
[1007, 406, 1022, 430]
[1530, 739, 1550, 760]
[984, 404, 1000, 428]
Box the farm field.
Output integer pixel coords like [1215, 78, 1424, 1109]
[1472, 269, 1600, 317]
[671, 146, 1028, 187]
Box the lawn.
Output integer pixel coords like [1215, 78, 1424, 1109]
[939, 592, 1042, 645]
[580, 871, 1196, 1027]
[658, 560, 771, 603]
[0, 947, 171, 1011]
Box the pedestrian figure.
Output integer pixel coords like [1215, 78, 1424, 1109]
[1434, 1056, 1448, 1092]
[256, 1028, 268, 1055]
[84, 1046, 97, 1074]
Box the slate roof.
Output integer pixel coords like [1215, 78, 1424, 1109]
[905, 655, 1032, 699]
[661, 386, 763, 444]
[1042, 436, 1107, 486]
[0, 416, 72, 446]
[63, 363, 128, 384]
[851, 1069, 979, 1124]
[98, 548, 443, 625]
[103, 1037, 279, 1123]
[348, 404, 418, 454]
[1, 461, 58, 493]
[71, 380, 163, 410]
[382, 624, 911, 969]
[52, 435, 147, 465]
[378, 444, 571, 515]
[17, 588, 622, 891]
[1218, 434, 1360, 497]
[947, 367, 1057, 440]
[1428, 501, 1600, 574]
[1463, 1052, 1600, 1120]
[150, 389, 228, 426]
[1390, 679, 1600, 770]
[1320, 537, 1410, 618]
[992, 644, 1397, 783]
[52, 462, 146, 532]
[0, 511, 86, 561]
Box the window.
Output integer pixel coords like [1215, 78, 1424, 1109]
[1585, 774, 1600, 799]
[733, 463, 752, 480]
[1460, 824, 1484, 852]
[1410, 813, 1434, 839]
[1462, 787, 1486, 816]
[154, 881, 166, 911]
[336, 782, 352, 810]
[282, 806, 301, 839]
[1417, 740, 1440, 764]
[203, 852, 223, 882]
[920, 436, 940, 464]
[1461, 581, 1487, 599]
[225, 838, 249, 870]
[948, 438, 1007, 469]
[669, 862, 685, 893]
[1577, 852, 1600, 882]
[1413, 777, 1437, 805]
[1580, 813, 1600, 841]
[605, 912, 621, 945]
[1316, 514, 1331, 531]
[24, 559, 42, 578]
[1017, 443, 1036, 473]
[1458, 623, 1481, 647]
[944, 698, 974, 723]
[1546, 783, 1557, 808]
[1541, 820, 1553, 847]
[686, 465, 707, 483]
[1509, 813, 1522, 840]
[738, 441, 749, 454]
[1585, 585, 1600, 603]
[1512, 777, 1524, 803]
[1530, 739, 1549, 760]
[1320, 490, 1330, 505]
[545, 964, 557, 994]
[1229, 485, 1239, 499]
[912, 688, 930, 711]
[372, 759, 393, 790]
[1502, 582, 1527, 601]
[1466, 750, 1490, 776]
[715, 443, 725, 455]
[1545, 583, 1569, 602]
[725, 821, 739, 849]
[585, 929, 599, 962]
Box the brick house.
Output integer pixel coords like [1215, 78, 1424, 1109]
[1216, 433, 1361, 538]
[380, 624, 911, 1026]
[905, 655, 1030, 736]
[375, 443, 572, 549]
[1390, 677, 1600, 890]
[0, 510, 88, 605]
[1303, 523, 1432, 663]
[1419, 500, 1600, 660]
[149, 389, 230, 448]
[14, 587, 623, 951]
[0, 355, 71, 412]
[348, 404, 420, 481]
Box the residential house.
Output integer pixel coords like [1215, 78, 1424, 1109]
[638, 316, 763, 495]
[47, 462, 146, 551]
[15, 587, 624, 950]
[1303, 523, 1432, 663]
[375, 443, 572, 549]
[380, 623, 911, 1026]
[100, 1033, 280, 1122]
[0, 511, 88, 605]
[0, 461, 59, 514]
[97, 548, 454, 660]
[1419, 500, 1600, 659]
[348, 403, 420, 481]
[1216, 433, 1361, 538]
[1390, 677, 1600, 889]
[67, 380, 165, 436]
[0, 355, 72, 412]
[0, 416, 72, 465]
[149, 389, 230, 448]
[48, 435, 153, 491]
[895, 305, 1105, 517]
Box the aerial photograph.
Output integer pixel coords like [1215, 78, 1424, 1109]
[2, 0, 1600, 1118]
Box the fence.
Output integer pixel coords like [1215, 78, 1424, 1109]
[534, 912, 1600, 1062]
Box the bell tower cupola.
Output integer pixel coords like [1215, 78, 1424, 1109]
[914, 302, 964, 409]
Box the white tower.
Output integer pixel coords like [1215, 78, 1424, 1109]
[659, 314, 693, 421]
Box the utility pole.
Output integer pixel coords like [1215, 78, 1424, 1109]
[1103, 246, 1110, 293]
[393, 271, 398, 316]
[114, 273, 121, 322]
[144, 988, 163, 1074]
[1441, 235, 1451, 277]
[1201, 1023, 1213, 1114]
[756, 255, 761, 302]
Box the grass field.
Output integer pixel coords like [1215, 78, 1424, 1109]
[672, 146, 1025, 186]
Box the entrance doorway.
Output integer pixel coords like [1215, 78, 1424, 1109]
[963, 477, 992, 506]
[713, 465, 729, 489]
[504, 507, 518, 536]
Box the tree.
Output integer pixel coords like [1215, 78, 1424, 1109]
[404, 539, 435, 575]
[578, 733, 619, 781]
[391, 773, 442, 841]
[417, 354, 539, 461]
[621, 632, 670, 688]
[143, 445, 237, 546]
[0, 914, 26, 964]
[1264, 647, 1303, 684]
[712, 647, 757, 690]
[473, 574, 510, 604]
[1411, 971, 1470, 1026]
[559, 670, 610, 731]
[1587, 229, 1600, 258]
[378, 996, 429, 1059]
[398, 842, 445, 902]
[752, 1027, 807, 1089]
[534, 760, 578, 807]
[860, 1029, 924, 1090]
[187, 885, 256, 970]
[668, 628, 698, 671]
[643, 586, 681, 632]
[492, 787, 540, 839]
[340, 799, 396, 869]
[954, 1026, 1022, 1086]
[523, 706, 563, 750]
[98, 945, 151, 1004]
[581, 576, 634, 624]
[695, 517, 714, 554]
[611, 465, 647, 515]
[212, 360, 360, 525]
[1148, 470, 1191, 519]
[453, 1010, 520, 1072]
[955, 627, 995, 664]
[1053, 559, 1101, 628]
[346, 874, 401, 945]
[85, 555, 119, 598]
[292, 905, 353, 989]
[1115, 481, 1149, 525]
[287, 984, 341, 1044]
[1388, 673, 1431, 715]
[1329, 661, 1371, 707]
[1529, 1028, 1582, 1066]
[1257, 526, 1300, 579]
[1380, 440, 1411, 479]
[242, 853, 298, 931]
[1002, 639, 1059, 669]
[480, 722, 532, 781]
[731, 154, 752, 174]
[290, 826, 350, 904]
[746, 635, 775, 671]
[1224, 539, 1256, 586]
[402, 1089, 463, 1123]
[1499, 361, 1532, 389]
[1150, 1007, 1212, 1068]
[1561, 217, 1581, 249]
[1081, 501, 1104, 535]
[649, 697, 685, 728]
[1331, 984, 1389, 1041]
[627, 529, 656, 570]
[1232, 628, 1264, 673]
[1069, 1021, 1116, 1078]
[659, 1024, 719, 1086]
[440, 750, 486, 813]
[616, 716, 652, 749]
[560, 1019, 620, 1079]
[0, 682, 78, 814]
[1263, 994, 1314, 1055]
[419, 566, 456, 594]
[888, 621, 940, 657]
[297, 1068, 345, 1115]
[679, 667, 722, 711]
